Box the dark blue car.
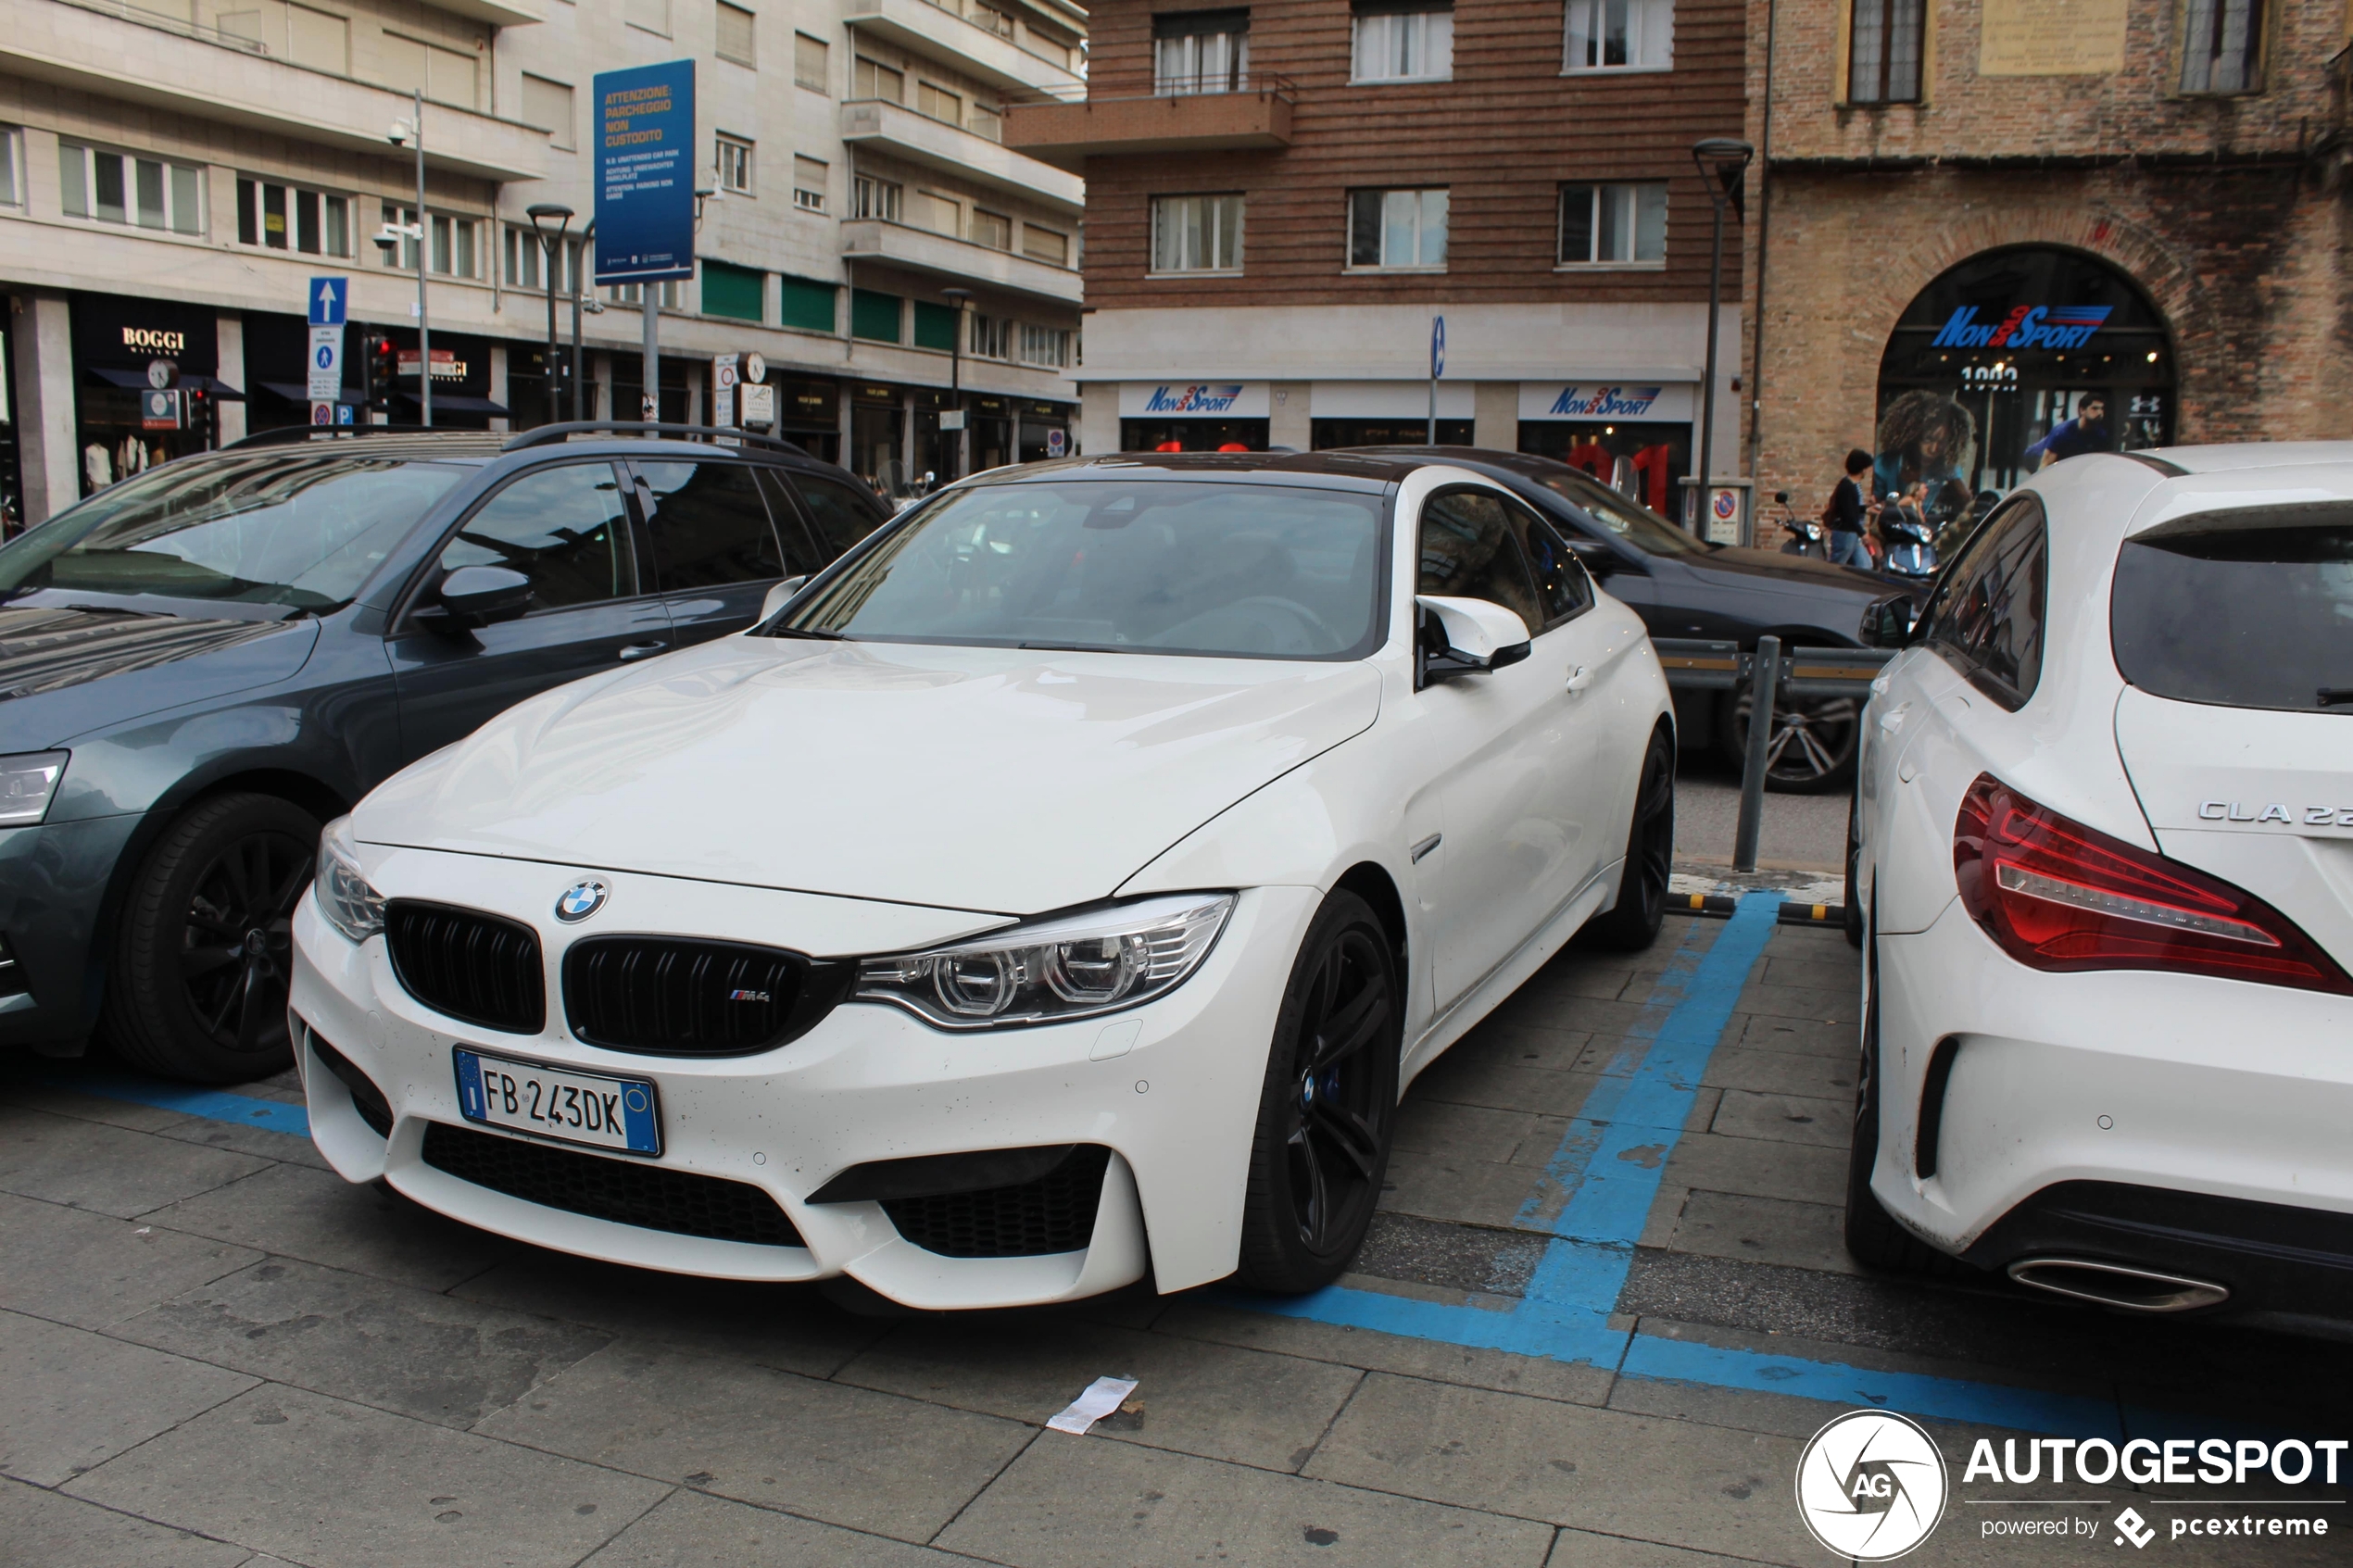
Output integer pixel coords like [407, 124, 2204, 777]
[0, 423, 887, 1081]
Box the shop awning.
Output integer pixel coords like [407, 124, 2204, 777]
[85, 368, 245, 399]
[395, 392, 510, 416]
[258, 382, 369, 405]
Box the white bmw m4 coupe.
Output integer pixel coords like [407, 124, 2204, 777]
[1847, 444, 2353, 1323]
[290, 453, 1674, 1309]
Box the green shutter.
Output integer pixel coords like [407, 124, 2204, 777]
[778, 275, 837, 333]
[701, 259, 764, 323]
[850, 288, 902, 343]
[912, 300, 956, 352]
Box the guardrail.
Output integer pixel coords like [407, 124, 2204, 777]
[1651, 637, 1895, 698]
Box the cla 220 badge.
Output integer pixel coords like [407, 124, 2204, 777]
[1794, 1410, 1948, 1561]
[554, 878, 610, 922]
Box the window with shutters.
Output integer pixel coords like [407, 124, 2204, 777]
[715, 0, 755, 65]
[1154, 9, 1250, 94]
[61, 143, 204, 234]
[717, 135, 753, 195]
[916, 82, 963, 127]
[381, 31, 480, 108]
[853, 175, 902, 221]
[793, 156, 827, 212]
[1353, 1, 1453, 82]
[217, 2, 349, 72]
[522, 74, 575, 151]
[853, 56, 903, 102]
[625, 0, 671, 35]
[1846, 0, 1922, 103]
[238, 177, 346, 255]
[971, 207, 1012, 251]
[1022, 224, 1069, 267]
[1150, 194, 1243, 274]
[795, 31, 829, 91]
[0, 127, 21, 212]
[1563, 0, 1672, 71]
[2181, 0, 2263, 94]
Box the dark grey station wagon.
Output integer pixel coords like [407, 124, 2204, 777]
[0, 423, 887, 1081]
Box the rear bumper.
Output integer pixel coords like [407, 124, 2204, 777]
[1963, 1181, 2353, 1319]
[1871, 900, 2353, 1316]
[0, 814, 141, 1051]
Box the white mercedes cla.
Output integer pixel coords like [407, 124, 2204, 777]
[290, 453, 1674, 1309]
[1848, 444, 2353, 1322]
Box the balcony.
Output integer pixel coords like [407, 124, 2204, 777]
[1003, 84, 1295, 173]
[845, 0, 1083, 99]
[840, 219, 1082, 306]
[840, 98, 1083, 215]
[8, 0, 547, 182]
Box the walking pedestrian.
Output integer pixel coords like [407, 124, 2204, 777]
[1822, 448, 1873, 568]
[2025, 395, 2110, 468]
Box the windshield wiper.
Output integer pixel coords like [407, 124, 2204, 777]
[2318, 687, 2353, 707]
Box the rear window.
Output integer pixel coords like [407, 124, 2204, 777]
[2111, 505, 2353, 714]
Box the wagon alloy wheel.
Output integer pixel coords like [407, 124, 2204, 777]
[1727, 687, 1860, 795]
[181, 830, 311, 1057]
[1283, 927, 1392, 1253]
[1238, 889, 1402, 1293]
[101, 792, 321, 1083]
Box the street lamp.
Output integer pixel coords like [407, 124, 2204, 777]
[1690, 135, 1755, 536]
[570, 220, 601, 423]
[526, 202, 574, 429]
[387, 97, 430, 426]
[941, 287, 972, 481]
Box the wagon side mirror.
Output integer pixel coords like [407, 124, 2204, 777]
[1861, 592, 1919, 648]
[430, 565, 533, 628]
[1416, 595, 1532, 686]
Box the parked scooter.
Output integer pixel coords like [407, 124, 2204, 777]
[1774, 490, 1832, 559]
[1877, 501, 1939, 580]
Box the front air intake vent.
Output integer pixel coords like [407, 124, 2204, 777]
[421, 1122, 804, 1247]
[881, 1145, 1112, 1258]
[562, 935, 848, 1056]
[384, 900, 545, 1035]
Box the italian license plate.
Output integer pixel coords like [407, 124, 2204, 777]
[453, 1048, 661, 1156]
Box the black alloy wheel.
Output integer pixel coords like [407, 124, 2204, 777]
[1843, 777, 1866, 948]
[1723, 684, 1860, 795]
[1586, 724, 1676, 951]
[102, 793, 320, 1083]
[1237, 890, 1401, 1292]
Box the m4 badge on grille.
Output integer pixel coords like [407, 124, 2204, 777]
[729, 989, 772, 1002]
[555, 878, 610, 922]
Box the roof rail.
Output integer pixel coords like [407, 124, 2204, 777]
[500, 420, 809, 457]
[222, 422, 439, 451]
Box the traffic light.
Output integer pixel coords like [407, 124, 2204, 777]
[363, 332, 398, 418]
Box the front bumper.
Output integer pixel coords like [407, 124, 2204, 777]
[1870, 899, 2353, 1314]
[289, 847, 1315, 1308]
[0, 814, 143, 1050]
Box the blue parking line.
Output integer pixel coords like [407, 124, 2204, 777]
[1228, 894, 2132, 1437]
[39, 1073, 311, 1138]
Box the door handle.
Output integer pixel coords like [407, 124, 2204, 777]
[618, 642, 669, 661]
[1877, 701, 1912, 734]
[1565, 664, 1594, 695]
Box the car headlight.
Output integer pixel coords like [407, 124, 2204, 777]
[314, 815, 385, 945]
[0, 751, 69, 828]
[855, 893, 1235, 1030]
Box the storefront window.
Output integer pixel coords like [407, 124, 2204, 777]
[1517, 420, 1687, 516]
[1122, 419, 1267, 452]
[1312, 418, 1474, 449]
[1877, 246, 2173, 506]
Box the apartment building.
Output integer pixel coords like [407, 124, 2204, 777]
[1744, 0, 2353, 528]
[0, 0, 1088, 525]
[1008, 0, 1745, 516]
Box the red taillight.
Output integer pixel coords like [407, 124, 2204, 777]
[1953, 774, 2353, 996]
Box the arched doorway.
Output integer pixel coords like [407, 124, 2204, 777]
[1877, 246, 2175, 507]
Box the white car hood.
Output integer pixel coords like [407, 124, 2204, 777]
[356, 635, 1382, 915]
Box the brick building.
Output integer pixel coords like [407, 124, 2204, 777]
[1743, 0, 2353, 535]
[1010, 0, 1747, 506]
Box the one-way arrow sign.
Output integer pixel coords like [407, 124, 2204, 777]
[308, 276, 347, 327]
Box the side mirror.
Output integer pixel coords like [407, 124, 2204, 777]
[1861, 593, 1919, 648]
[759, 574, 809, 621]
[1565, 535, 1620, 578]
[1774, 490, 1791, 506]
[433, 564, 533, 627]
[1416, 595, 1532, 685]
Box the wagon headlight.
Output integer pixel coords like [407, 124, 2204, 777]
[0, 751, 69, 827]
[314, 815, 385, 945]
[855, 893, 1235, 1029]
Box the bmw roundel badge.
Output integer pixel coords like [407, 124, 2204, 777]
[555, 878, 610, 923]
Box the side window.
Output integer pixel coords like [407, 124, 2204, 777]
[785, 471, 888, 560]
[636, 461, 788, 587]
[1509, 498, 1595, 625]
[438, 462, 632, 610]
[1923, 495, 2047, 709]
[1417, 489, 1544, 633]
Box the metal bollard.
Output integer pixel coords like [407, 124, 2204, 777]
[1732, 634, 1780, 872]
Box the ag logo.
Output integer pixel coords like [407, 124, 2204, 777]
[1794, 1410, 1948, 1561]
[555, 877, 610, 923]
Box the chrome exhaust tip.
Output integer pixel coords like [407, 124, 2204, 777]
[2007, 1257, 2231, 1313]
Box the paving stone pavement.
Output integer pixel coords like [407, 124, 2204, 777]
[4, 909, 2348, 1568]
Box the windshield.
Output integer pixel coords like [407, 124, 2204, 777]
[781, 480, 1388, 659]
[2111, 506, 2353, 715]
[0, 453, 464, 612]
[1520, 465, 1707, 556]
